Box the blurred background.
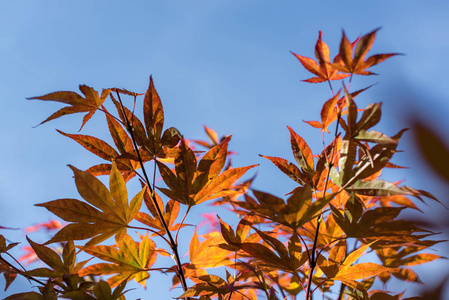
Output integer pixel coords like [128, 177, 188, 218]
[1, 1, 448, 298]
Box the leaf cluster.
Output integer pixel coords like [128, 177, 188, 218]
[0, 29, 445, 300]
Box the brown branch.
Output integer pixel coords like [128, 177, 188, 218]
[305, 114, 341, 300]
[114, 91, 190, 299]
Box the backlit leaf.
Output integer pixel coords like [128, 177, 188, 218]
[143, 76, 164, 142]
[29, 86, 110, 130]
[36, 162, 144, 246]
[292, 31, 350, 83]
[333, 28, 399, 75]
[349, 180, 412, 197]
[288, 126, 314, 174]
[80, 233, 156, 287]
[335, 262, 394, 280]
[260, 155, 307, 186]
[57, 130, 118, 161]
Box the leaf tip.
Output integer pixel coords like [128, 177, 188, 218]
[67, 164, 79, 173]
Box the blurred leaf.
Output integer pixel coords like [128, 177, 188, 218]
[413, 120, 449, 183]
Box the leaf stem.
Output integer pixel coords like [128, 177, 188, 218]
[296, 232, 310, 266]
[127, 225, 170, 244]
[348, 74, 354, 90]
[175, 206, 190, 245]
[327, 80, 335, 96]
[99, 105, 123, 125]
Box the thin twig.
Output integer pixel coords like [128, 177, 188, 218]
[114, 91, 190, 299]
[305, 110, 341, 299]
[0, 254, 53, 289]
[278, 281, 287, 300]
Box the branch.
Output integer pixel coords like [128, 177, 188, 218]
[114, 92, 191, 299]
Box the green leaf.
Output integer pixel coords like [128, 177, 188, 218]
[354, 130, 397, 144]
[356, 102, 382, 132]
[339, 139, 357, 186]
[349, 180, 412, 197]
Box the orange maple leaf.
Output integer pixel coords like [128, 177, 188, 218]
[292, 31, 350, 83]
[333, 28, 400, 75]
[28, 86, 110, 131]
[24, 220, 63, 233]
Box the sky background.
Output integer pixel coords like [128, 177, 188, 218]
[1, 1, 449, 299]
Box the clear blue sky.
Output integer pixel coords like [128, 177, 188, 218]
[1, 1, 449, 298]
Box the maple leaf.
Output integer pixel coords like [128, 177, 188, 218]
[192, 125, 220, 148]
[4, 280, 58, 300]
[110, 77, 182, 161]
[304, 86, 370, 133]
[135, 190, 187, 235]
[217, 214, 255, 252]
[60, 280, 128, 300]
[292, 31, 350, 83]
[29, 86, 111, 131]
[0, 235, 20, 291]
[0, 235, 19, 254]
[333, 29, 400, 75]
[288, 126, 314, 175]
[79, 233, 157, 288]
[22, 239, 88, 280]
[296, 213, 345, 250]
[178, 272, 268, 299]
[260, 126, 315, 188]
[189, 229, 233, 269]
[57, 130, 119, 161]
[157, 138, 257, 206]
[318, 242, 399, 294]
[56, 129, 138, 182]
[330, 205, 442, 248]
[234, 187, 336, 230]
[240, 229, 310, 274]
[377, 195, 422, 212]
[261, 154, 309, 187]
[36, 162, 145, 247]
[375, 246, 440, 284]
